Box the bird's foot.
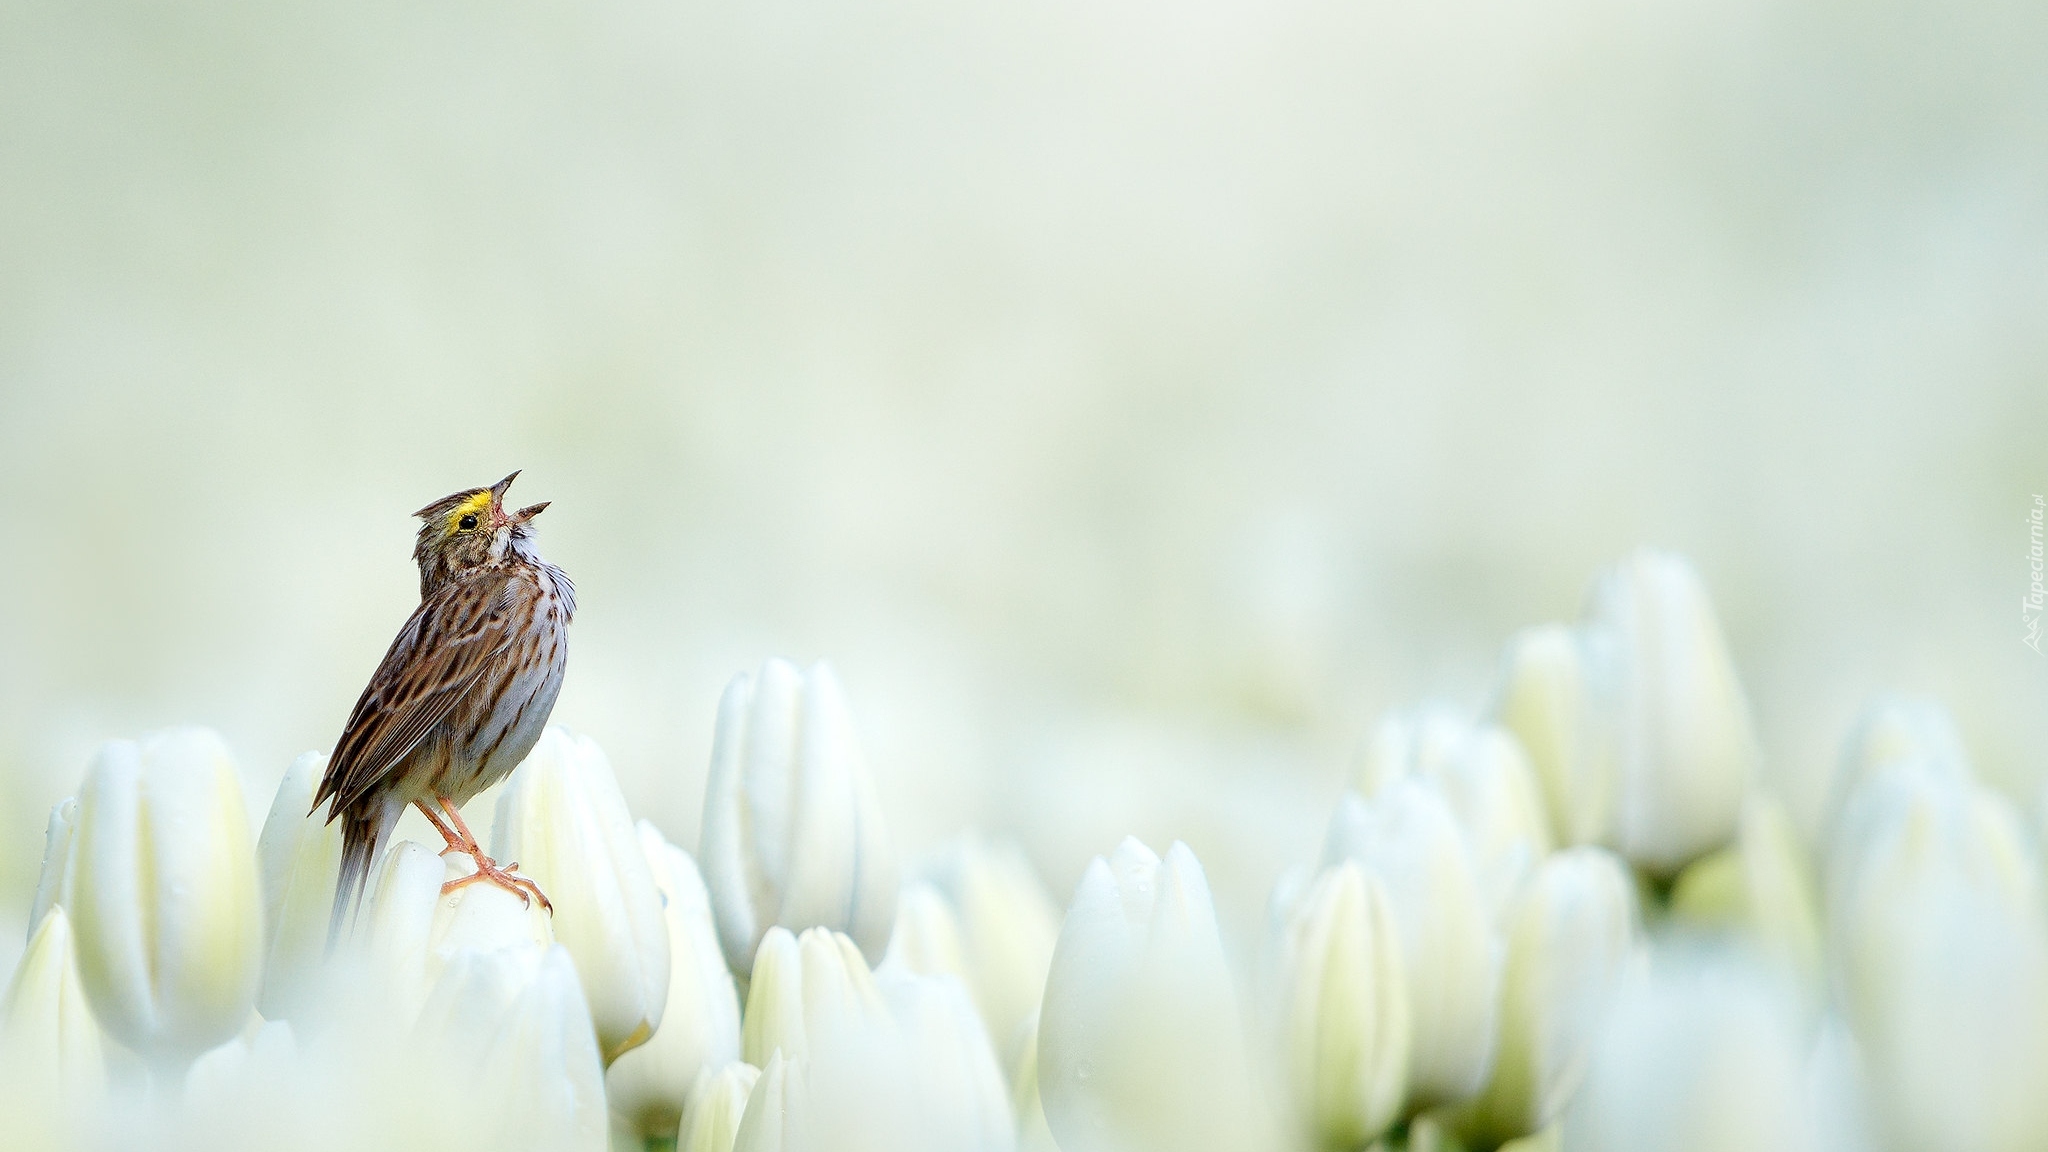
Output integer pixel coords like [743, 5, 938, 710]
[441, 854, 553, 914]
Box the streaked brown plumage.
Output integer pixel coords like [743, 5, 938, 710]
[315, 471, 575, 942]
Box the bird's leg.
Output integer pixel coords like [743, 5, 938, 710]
[436, 796, 483, 854]
[413, 800, 468, 856]
[435, 796, 552, 913]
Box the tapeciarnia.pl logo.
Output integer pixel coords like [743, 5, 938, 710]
[2028, 495, 2045, 654]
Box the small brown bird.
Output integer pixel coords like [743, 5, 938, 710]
[315, 471, 576, 942]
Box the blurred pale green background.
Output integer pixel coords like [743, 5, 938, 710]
[2, 0, 2044, 967]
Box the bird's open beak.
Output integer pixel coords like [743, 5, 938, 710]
[512, 501, 550, 524]
[487, 470, 522, 526]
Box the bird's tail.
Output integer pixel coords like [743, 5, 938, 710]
[327, 804, 383, 952]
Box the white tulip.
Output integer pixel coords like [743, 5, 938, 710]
[0, 905, 105, 1107]
[734, 1049, 816, 1152]
[415, 943, 609, 1152]
[1584, 549, 1758, 874]
[1860, 879, 2048, 1152]
[1490, 624, 1620, 849]
[1272, 861, 1410, 1147]
[1436, 728, 1553, 912]
[1458, 848, 1640, 1145]
[681, 1061, 762, 1152]
[1325, 782, 1500, 1109]
[1825, 757, 2039, 1017]
[937, 840, 1061, 1053]
[1565, 951, 1822, 1152]
[1262, 862, 1318, 957]
[1824, 758, 2048, 1152]
[254, 751, 344, 1022]
[700, 659, 899, 974]
[493, 727, 670, 1064]
[1358, 708, 1554, 916]
[27, 797, 76, 934]
[742, 925, 891, 1068]
[1355, 706, 1468, 797]
[745, 925, 1007, 1152]
[607, 821, 744, 1140]
[1826, 696, 1968, 834]
[343, 839, 555, 1032]
[884, 880, 970, 980]
[66, 727, 263, 1071]
[877, 968, 1017, 1152]
[1038, 838, 1270, 1152]
[893, 837, 1062, 1074]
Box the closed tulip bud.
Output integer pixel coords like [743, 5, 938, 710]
[1490, 625, 1620, 849]
[1038, 838, 1269, 1152]
[1583, 550, 1759, 875]
[1848, 868, 2048, 1152]
[416, 943, 609, 1152]
[67, 727, 263, 1072]
[27, 798, 76, 934]
[0, 905, 106, 1106]
[742, 926, 890, 1068]
[1669, 796, 1822, 989]
[700, 659, 899, 975]
[494, 727, 670, 1064]
[681, 1062, 762, 1152]
[1273, 862, 1410, 1147]
[1438, 730, 1553, 898]
[607, 821, 744, 1140]
[1853, 758, 2036, 889]
[742, 937, 989, 1152]
[1823, 755, 2048, 1152]
[427, 853, 558, 959]
[254, 751, 344, 1022]
[895, 838, 1063, 1074]
[733, 1049, 808, 1152]
[1355, 707, 1466, 797]
[934, 840, 1061, 1063]
[1825, 696, 1969, 835]
[1566, 954, 1822, 1152]
[1325, 782, 1500, 1109]
[346, 839, 555, 1031]
[885, 881, 970, 980]
[878, 968, 1017, 1152]
[1361, 708, 1554, 916]
[1458, 848, 1641, 1145]
[1825, 757, 2039, 1013]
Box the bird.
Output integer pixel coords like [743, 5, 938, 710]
[314, 470, 576, 944]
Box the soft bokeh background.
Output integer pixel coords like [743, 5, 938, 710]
[2, 0, 2044, 970]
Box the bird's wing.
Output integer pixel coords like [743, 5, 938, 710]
[315, 573, 516, 818]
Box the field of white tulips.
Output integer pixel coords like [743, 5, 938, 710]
[3, 547, 2040, 1152]
[2, 0, 2043, 1146]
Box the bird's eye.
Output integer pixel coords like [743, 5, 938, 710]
[458, 514, 479, 531]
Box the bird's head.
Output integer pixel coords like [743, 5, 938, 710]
[411, 471, 550, 596]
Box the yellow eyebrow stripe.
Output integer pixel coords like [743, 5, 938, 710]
[446, 491, 494, 535]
